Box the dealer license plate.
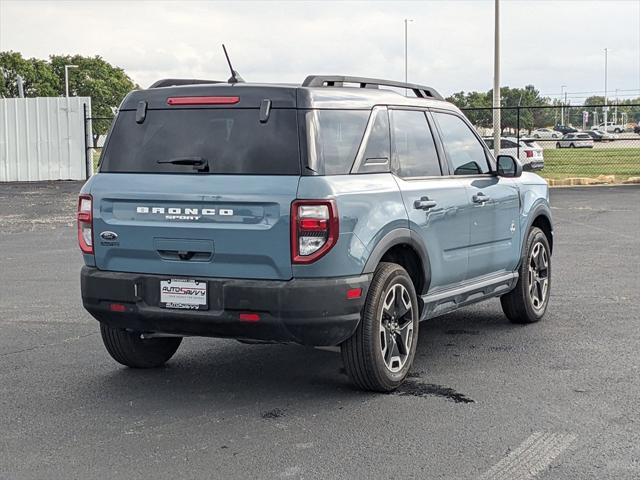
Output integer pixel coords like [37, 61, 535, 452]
[160, 279, 208, 310]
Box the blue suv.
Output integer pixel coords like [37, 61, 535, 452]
[79, 76, 553, 392]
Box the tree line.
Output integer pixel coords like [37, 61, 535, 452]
[2, 51, 639, 136]
[446, 86, 640, 132]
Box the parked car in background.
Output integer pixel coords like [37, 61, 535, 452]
[531, 128, 561, 139]
[584, 129, 616, 142]
[554, 125, 578, 135]
[633, 124, 640, 135]
[483, 136, 544, 170]
[556, 133, 594, 148]
[596, 122, 624, 134]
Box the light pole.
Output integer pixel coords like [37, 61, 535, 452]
[404, 18, 413, 96]
[560, 85, 567, 125]
[65, 65, 79, 97]
[603, 48, 608, 130]
[493, 0, 501, 155]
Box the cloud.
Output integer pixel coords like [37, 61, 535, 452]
[1, 0, 639, 99]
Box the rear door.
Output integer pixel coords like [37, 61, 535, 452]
[390, 109, 470, 290]
[431, 110, 521, 280]
[91, 103, 301, 280]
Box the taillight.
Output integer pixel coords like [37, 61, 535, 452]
[291, 200, 339, 264]
[77, 194, 93, 254]
[525, 150, 534, 158]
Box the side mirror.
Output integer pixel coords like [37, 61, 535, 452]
[496, 155, 523, 178]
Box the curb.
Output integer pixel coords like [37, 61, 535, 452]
[547, 176, 640, 187]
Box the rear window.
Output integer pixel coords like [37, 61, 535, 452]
[99, 109, 300, 175]
[576, 134, 590, 139]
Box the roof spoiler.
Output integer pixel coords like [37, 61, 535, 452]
[302, 75, 443, 100]
[148, 79, 225, 89]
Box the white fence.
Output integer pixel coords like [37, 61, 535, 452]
[0, 97, 92, 182]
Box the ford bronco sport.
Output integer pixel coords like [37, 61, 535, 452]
[79, 75, 553, 392]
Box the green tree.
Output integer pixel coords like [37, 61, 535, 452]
[446, 90, 492, 129]
[0, 51, 60, 97]
[1, 52, 137, 139]
[49, 54, 138, 138]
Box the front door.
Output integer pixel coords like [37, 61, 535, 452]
[430, 110, 521, 281]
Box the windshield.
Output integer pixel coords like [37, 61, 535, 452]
[100, 109, 300, 175]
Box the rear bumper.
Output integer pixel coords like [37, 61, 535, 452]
[81, 266, 371, 346]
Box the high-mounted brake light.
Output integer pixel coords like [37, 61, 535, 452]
[291, 200, 339, 264]
[166, 96, 240, 106]
[77, 194, 93, 254]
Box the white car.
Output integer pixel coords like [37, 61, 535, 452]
[531, 128, 561, 139]
[556, 133, 594, 148]
[595, 122, 625, 134]
[483, 136, 544, 170]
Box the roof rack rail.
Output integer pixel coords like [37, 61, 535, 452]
[148, 78, 225, 89]
[301, 75, 443, 100]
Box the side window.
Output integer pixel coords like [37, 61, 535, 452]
[432, 112, 491, 175]
[356, 109, 391, 174]
[501, 139, 518, 149]
[391, 110, 441, 178]
[305, 110, 369, 175]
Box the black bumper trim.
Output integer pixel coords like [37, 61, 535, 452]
[81, 267, 371, 346]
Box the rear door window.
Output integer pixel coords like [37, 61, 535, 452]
[391, 110, 441, 178]
[100, 108, 300, 175]
[501, 139, 518, 149]
[432, 112, 490, 175]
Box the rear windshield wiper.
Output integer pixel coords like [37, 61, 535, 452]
[157, 157, 209, 172]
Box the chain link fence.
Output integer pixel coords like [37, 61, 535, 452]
[85, 116, 113, 173]
[461, 104, 640, 184]
[85, 104, 640, 185]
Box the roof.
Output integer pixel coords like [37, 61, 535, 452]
[118, 78, 458, 112]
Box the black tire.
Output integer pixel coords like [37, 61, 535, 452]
[501, 227, 551, 324]
[569, 143, 575, 148]
[100, 323, 182, 368]
[552, 134, 559, 139]
[341, 262, 419, 392]
[556, 142, 561, 148]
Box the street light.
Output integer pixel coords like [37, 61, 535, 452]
[404, 18, 413, 96]
[560, 85, 567, 125]
[64, 65, 79, 97]
[603, 48, 608, 130]
[493, 0, 500, 155]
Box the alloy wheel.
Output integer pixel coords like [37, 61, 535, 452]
[379, 283, 414, 373]
[528, 242, 549, 310]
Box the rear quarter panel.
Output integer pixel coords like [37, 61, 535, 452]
[294, 173, 407, 278]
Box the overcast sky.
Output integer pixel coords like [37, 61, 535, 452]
[1, 0, 639, 101]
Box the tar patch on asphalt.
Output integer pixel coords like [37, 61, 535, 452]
[261, 408, 286, 419]
[445, 329, 480, 335]
[392, 380, 475, 403]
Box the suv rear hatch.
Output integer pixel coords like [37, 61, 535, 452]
[90, 86, 301, 280]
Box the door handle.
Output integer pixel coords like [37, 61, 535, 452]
[414, 196, 438, 210]
[472, 192, 491, 204]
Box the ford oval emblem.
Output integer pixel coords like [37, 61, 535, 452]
[100, 231, 118, 241]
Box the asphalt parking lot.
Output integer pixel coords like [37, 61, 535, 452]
[1, 182, 639, 480]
